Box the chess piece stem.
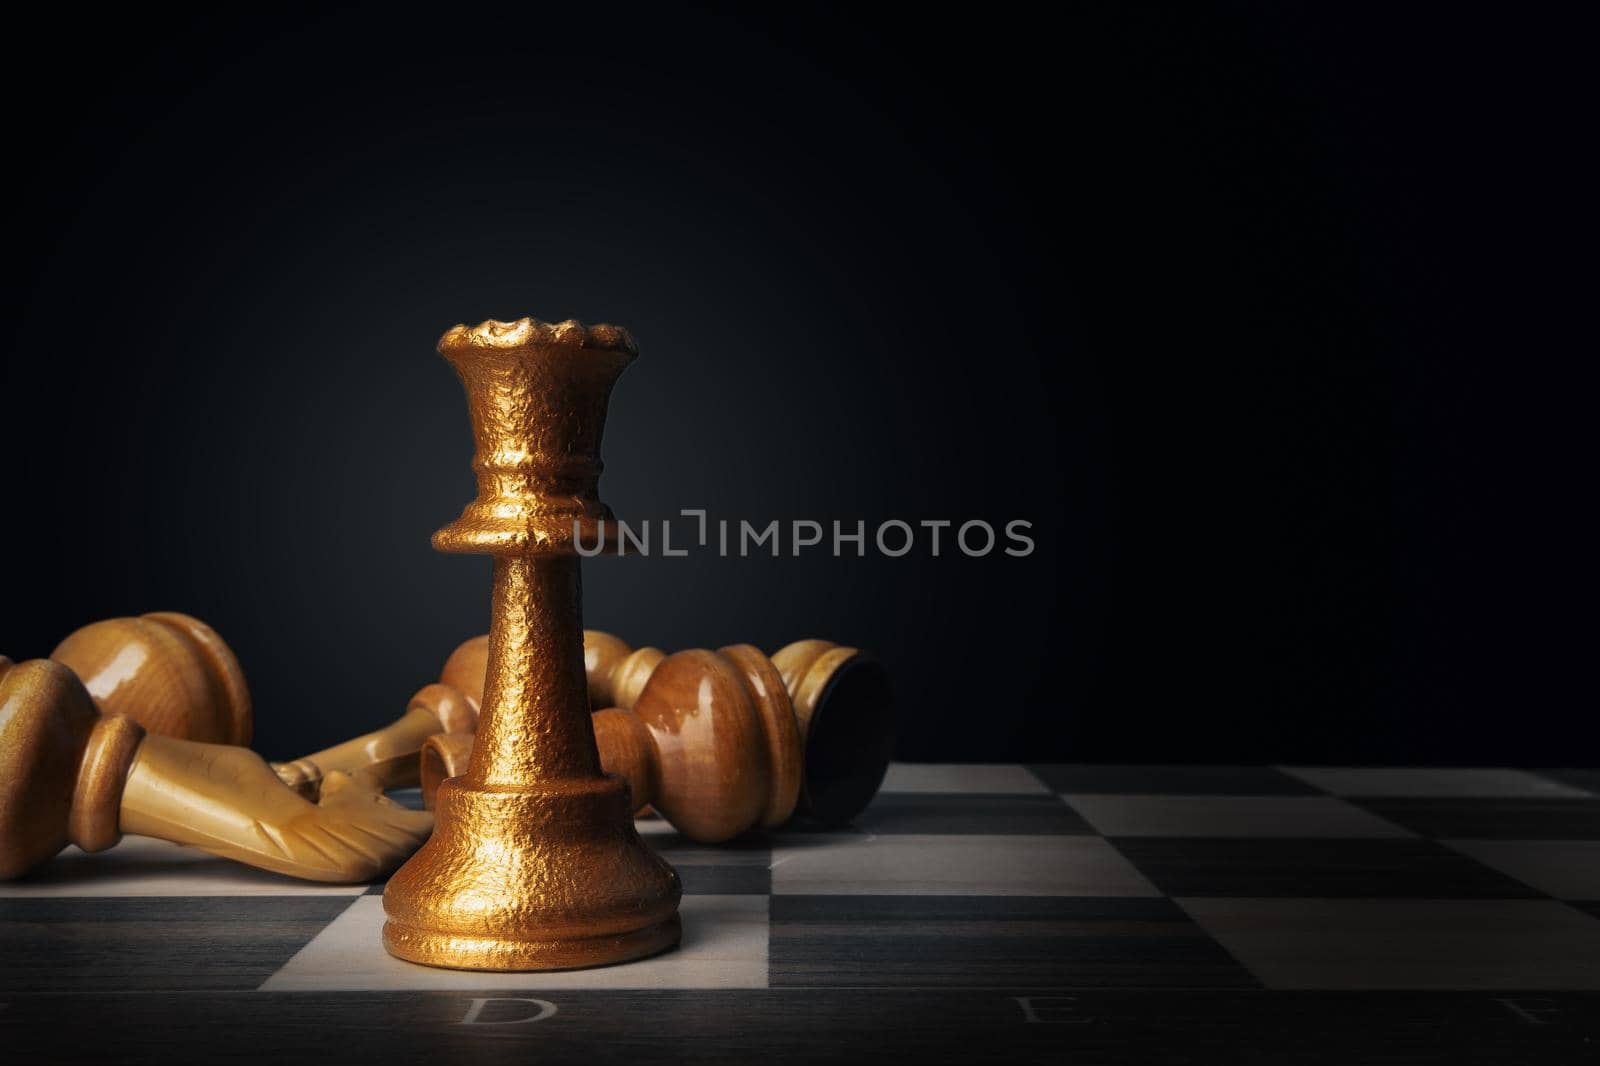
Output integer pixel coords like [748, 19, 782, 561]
[432, 629, 664, 714]
[0, 659, 431, 882]
[381, 317, 680, 972]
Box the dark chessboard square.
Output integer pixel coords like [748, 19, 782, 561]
[769, 895, 1258, 988]
[1109, 838, 1543, 898]
[386, 788, 426, 812]
[1353, 798, 1600, 840]
[0, 896, 358, 993]
[1441, 840, 1600, 901]
[852, 793, 1093, 834]
[674, 864, 771, 894]
[1283, 767, 1590, 798]
[1180, 898, 1600, 990]
[1534, 769, 1600, 795]
[639, 826, 772, 892]
[1028, 764, 1320, 795]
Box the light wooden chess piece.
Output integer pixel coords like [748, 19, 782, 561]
[381, 317, 681, 972]
[272, 684, 478, 798]
[0, 656, 432, 882]
[44, 611, 477, 800]
[590, 632, 896, 826]
[422, 633, 894, 839]
[50, 611, 253, 745]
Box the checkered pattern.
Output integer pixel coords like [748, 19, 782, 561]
[5, 764, 1600, 995]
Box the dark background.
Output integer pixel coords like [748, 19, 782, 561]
[2, 5, 1593, 765]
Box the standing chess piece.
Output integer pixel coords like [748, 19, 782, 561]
[382, 317, 681, 972]
[49, 612, 253, 745]
[0, 657, 431, 882]
[421, 636, 893, 839]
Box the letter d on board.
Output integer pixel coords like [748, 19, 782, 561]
[457, 997, 558, 1025]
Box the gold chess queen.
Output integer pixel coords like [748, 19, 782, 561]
[380, 318, 682, 971]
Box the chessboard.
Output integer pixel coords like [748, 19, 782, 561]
[5, 764, 1600, 1065]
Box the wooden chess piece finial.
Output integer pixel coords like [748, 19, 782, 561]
[0, 657, 431, 882]
[421, 635, 894, 839]
[582, 630, 665, 710]
[50, 612, 253, 745]
[381, 318, 681, 972]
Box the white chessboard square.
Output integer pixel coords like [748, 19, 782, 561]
[1443, 840, 1600, 901]
[0, 837, 370, 898]
[1062, 795, 1414, 838]
[878, 763, 1051, 795]
[1279, 767, 1592, 798]
[770, 833, 1159, 896]
[633, 814, 678, 836]
[261, 895, 768, 990]
[1178, 897, 1600, 990]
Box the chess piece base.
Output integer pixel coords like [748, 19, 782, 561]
[383, 915, 682, 973]
[382, 773, 681, 971]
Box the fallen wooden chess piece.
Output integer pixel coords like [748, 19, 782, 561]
[272, 682, 479, 797]
[0, 655, 432, 882]
[49, 610, 253, 746]
[417, 634, 894, 841]
[274, 626, 893, 842]
[33, 610, 893, 848]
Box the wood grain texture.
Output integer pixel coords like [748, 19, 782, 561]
[7, 989, 1600, 1065]
[49, 612, 252, 745]
[421, 636, 890, 842]
[6, 766, 1600, 1063]
[0, 659, 431, 883]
